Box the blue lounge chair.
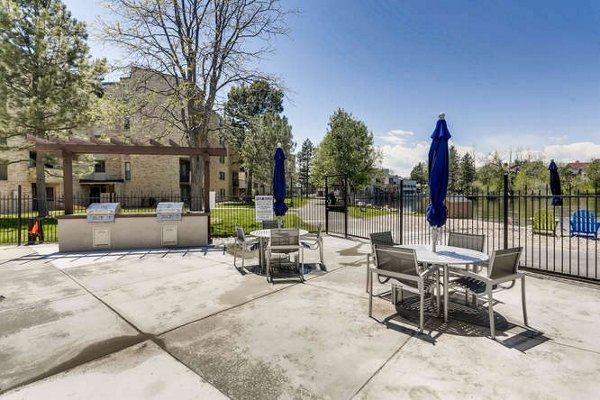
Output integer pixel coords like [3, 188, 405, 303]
[569, 210, 600, 240]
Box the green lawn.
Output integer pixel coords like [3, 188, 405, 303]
[348, 206, 397, 218]
[210, 208, 317, 236]
[0, 217, 57, 244]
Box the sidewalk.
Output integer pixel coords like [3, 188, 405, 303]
[1, 237, 599, 399]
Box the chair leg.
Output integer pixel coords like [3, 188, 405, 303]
[241, 245, 245, 269]
[436, 269, 441, 314]
[368, 270, 373, 317]
[419, 282, 425, 333]
[233, 242, 238, 268]
[366, 255, 371, 293]
[521, 276, 528, 326]
[319, 244, 324, 267]
[488, 291, 495, 339]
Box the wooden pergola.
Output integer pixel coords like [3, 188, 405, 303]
[27, 135, 227, 215]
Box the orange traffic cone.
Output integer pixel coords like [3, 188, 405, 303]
[30, 221, 40, 236]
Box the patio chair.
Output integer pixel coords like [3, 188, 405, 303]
[266, 228, 304, 283]
[367, 245, 439, 333]
[448, 231, 486, 275]
[366, 231, 396, 292]
[262, 220, 281, 229]
[233, 225, 259, 270]
[452, 247, 527, 339]
[300, 223, 324, 268]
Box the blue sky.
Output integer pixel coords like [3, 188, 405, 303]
[64, 0, 600, 175]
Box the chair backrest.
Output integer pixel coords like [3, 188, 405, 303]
[235, 225, 247, 242]
[374, 245, 419, 277]
[263, 220, 280, 229]
[572, 210, 596, 231]
[270, 228, 300, 247]
[448, 232, 485, 252]
[488, 247, 522, 280]
[370, 231, 394, 248]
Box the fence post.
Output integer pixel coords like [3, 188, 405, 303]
[17, 185, 22, 246]
[503, 173, 509, 249]
[399, 180, 404, 244]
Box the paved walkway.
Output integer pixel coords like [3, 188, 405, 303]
[1, 238, 599, 399]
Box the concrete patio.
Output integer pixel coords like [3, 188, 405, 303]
[1, 236, 599, 399]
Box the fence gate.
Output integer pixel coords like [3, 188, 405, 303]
[325, 174, 348, 237]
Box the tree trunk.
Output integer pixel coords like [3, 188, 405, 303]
[190, 154, 204, 211]
[35, 151, 48, 217]
[246, 170, 254, 202]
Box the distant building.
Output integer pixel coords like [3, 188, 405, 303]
[0, 68, 244, 204]
[566, 161, 590, 177]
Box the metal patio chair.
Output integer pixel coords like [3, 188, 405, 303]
[366, 231, 396, 292]
[233, 225, 259, 270]
[452, 247, 527, 339]
[266, 228, 304, 283]
[368, 245, 439, 333]
[300, 223, 324, 268]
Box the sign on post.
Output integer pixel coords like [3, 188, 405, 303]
[255, 195, 273, 221]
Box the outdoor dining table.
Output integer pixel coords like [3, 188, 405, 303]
[394, 244, 489, 323]
[250, 229, 309, 270]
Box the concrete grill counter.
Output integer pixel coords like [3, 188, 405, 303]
[57, 202, 208, 252]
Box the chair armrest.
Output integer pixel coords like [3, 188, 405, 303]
[368, 267, 420, 284]
[492, 272, 524, 285]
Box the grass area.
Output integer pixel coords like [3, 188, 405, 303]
[348, 206, 397, 218]
[210, 208, 317, 236]
[0, 217, 57, 244]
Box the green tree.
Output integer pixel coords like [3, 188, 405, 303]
[311, 108, 378, 189]
[448, 145, 460, 193]
[474, 153, 505, 193]
[241, 113, 295, 192]
[297, 139, 314, 197]
[101, 0, 289, 210]
[458, 152, 476, 193]
[0, 0, 106, 216]
[513, 160, 547, 192]
[223, 80, 284, 196]
[585, 160, 600, 192]
[410, 162, 428, 189]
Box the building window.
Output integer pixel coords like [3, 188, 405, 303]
[94, 160, 106, 173]
[219, 171, 226, 180]
[124, 162, 131, 180]
[219, 155, 225, 164]
[219, 188, 226, 197]
[0, 163, 7, 180]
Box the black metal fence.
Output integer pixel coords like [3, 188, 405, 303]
[1, 186, 598, 281]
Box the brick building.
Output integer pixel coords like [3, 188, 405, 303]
[0, 68, 246, 205]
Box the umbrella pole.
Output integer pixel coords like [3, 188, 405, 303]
[432, 226, 438, 252]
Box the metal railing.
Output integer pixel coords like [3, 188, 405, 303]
[1, 186, 598, 281]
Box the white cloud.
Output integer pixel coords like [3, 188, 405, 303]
[377, 128, 600, 177]
[378, 130, 415, 145]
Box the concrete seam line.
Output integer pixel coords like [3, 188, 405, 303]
[350, 338, 413, 399]
[156, 278, 303, 337]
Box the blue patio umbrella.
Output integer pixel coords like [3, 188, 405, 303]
[549, 160, 563, 206]
[427, 114, 451, 249]
[273, 144, 288, 223]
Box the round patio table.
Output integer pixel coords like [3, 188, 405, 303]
[395, 244, 489, 323]
[250, 229, 309, 270]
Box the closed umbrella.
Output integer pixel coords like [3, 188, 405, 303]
[427, 113, 452, 251]
[273, 143, 288, 227]
[549, 159, 563, 234]
[549, 160, 562, 206]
